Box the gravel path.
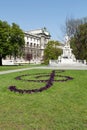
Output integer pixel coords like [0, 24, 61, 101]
[0, 65, 87, 75]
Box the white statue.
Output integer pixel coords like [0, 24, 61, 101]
[64, 34, 70, 43]
[64, 34, 70, 46]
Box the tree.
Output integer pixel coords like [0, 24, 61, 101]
[64, 17, 87, 38]
[0, 20, 25, 66]
[44, 40, 62, 64]
[70, 23, 87, 61]
[63, 17, 87, 61]
[10, 23, 25, 60]
[0, 20, 11, 66]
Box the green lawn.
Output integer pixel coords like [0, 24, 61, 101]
[0, 64, 43, 71]
[0, 69, 87, 130]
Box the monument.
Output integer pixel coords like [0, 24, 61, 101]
[58, 35, 76, 64]
[49, 35, 86, 66]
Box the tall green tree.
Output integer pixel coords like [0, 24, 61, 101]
[10, 23, 25, 60]
[0, 20, 25, 66]
[70, 23, 87, 61]
[0, 20, 11, 66]
[44, 40, 62, 64]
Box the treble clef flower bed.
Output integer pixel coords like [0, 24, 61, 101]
[8, 70, 74, 94]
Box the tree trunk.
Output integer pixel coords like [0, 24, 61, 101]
[0, 55, 2, 66]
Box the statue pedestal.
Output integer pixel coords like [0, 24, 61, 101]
[59, 58, 76, 64]
[58, 42, 76, 64]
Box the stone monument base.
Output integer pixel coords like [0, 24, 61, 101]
[58, 58, 76, 64]
[49, 59, 87, 67]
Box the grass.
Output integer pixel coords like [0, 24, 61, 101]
[0, 64, 44, 71]
[0, 69, 87, 130]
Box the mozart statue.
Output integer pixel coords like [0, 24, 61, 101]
[64, 34, 70, 46]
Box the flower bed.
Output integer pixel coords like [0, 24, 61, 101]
[8, 70, 73, 94]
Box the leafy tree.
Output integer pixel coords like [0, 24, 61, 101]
[0, 20, 11, 66]
[63, 17, 87, 61]
[0, 20, 25, 66]
[70, 23, 87, 61]
[44, 40, 62, 64]
[10, 23, 25, 60]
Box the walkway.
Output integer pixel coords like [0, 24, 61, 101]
[0, 65, 87, 75]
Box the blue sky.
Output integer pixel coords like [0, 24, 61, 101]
[0, 0, 87, 42]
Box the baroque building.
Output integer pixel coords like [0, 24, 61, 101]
[24, 27, 51, 63]
[2, 27, 51, 65]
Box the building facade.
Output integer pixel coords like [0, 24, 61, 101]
[2, 27, 51, 65]
[24, 27, 51, 63]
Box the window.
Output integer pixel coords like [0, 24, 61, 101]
[30, 43, 32, 47]
[27, 36, 28, 40]
[34, 43, 36, 47]
[30, 37, 32, 41]
[27, 42, 29, 46]
[37, 44, 39, 48]
[34, 38, 35, 41]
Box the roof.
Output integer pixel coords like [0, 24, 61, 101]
[25, 27, 51, 37]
